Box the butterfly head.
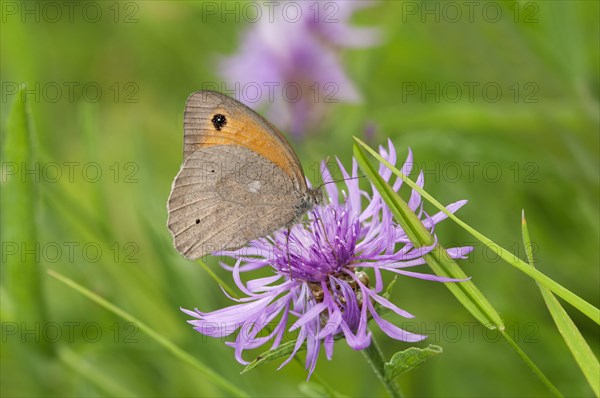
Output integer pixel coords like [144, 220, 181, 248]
[307, 187, 324, 207]
[295, 187, 323, 218]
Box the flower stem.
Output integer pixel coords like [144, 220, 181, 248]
[361, 333, 403, 398]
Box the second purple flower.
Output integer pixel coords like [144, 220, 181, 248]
[218, 1, 381, 138]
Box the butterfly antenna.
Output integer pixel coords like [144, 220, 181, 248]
[315, 175, 367, 191]
[285, 226, 294, 280]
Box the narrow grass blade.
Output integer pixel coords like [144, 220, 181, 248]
[501, 331, 562, 397]
[353, 143, 504, 329]
[354, 142, 562, 395]
[354, 137, 600, 325]
[522, 212, 599, 396]
[0, 85, 51, 353]
[78, 103, 110, 241]
[196, 259, 239, 299]
[47, 270, 249, 398]
[425, 245, 503, 329]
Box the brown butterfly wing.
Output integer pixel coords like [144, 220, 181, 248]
[167, 91, 310, 260]
[167, 146, 300, 260]
[183, 90, 307, 190]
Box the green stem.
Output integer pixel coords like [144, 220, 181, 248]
[361, 333, 403, 398]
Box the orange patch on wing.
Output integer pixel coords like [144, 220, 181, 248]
[186, 106, 296, 179]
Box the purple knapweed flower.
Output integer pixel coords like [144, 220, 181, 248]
[182, 140, 472, 377]
[218, 1, 381, 138]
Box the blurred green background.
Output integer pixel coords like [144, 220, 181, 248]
[1, 1, 598, 397]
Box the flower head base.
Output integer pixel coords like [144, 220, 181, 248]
[182, 141, 472, 377]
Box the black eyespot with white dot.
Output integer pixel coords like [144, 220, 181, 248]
[211, 114, 227, 131]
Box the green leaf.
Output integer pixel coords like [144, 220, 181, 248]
[384, 345, 443, 381]
[353, 142, 504, 330]
[354, 137, 600, 325]
[242, 334, 349, 374]
[522, 212, 599, 396]
[242, 339, 304, 374]
[0, 85, 50, 352]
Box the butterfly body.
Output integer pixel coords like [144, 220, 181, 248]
[167, 91, 321, 260]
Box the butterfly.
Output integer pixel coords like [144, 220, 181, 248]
[167, 90, 322, 260]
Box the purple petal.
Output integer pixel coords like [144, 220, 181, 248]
[422, 200, 468, 229]
[392, 147, 414, 191]
[279, 326, 307, 370]
[367, 301, 427, 342]
[370, 293, 415, 319]
[385, 269, 470, 283]
[305, 329, 321, 379]
[446, 246, 474, 259]
[408, 171, 424, 211]
[246, 274, 282, 292]
[340, 320, 371, 350]
[324, 334, 335, 360]
[321, 160, 339, 204]
[290, 301, 328, 331]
